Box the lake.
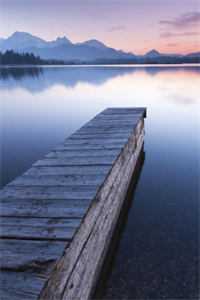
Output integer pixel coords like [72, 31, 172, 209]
[0, 65, 199, 299]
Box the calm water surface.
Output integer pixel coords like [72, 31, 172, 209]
[0, 65, 199, 299]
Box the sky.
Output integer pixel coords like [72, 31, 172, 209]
[0, 0, 199, 54]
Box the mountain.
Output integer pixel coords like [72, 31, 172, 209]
[77, 39, 108, 49]
[145, 49, 162, 57]
[187, 51, 200, 57]
[0, 32, 72, 51]
[0, 32, 47, 51]
[0, 32, 199, 64]
[0, 32, 135, 62]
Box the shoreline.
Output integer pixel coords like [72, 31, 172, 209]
[0, 63, 200, 68]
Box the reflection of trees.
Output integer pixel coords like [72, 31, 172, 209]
[0, 67, 43, 80]
[0, 66, 199, 93]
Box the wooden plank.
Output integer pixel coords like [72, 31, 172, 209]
[34, 156, 115, 167]
[93, 114, 141, 121]
[0, 271, 46, 300]
[84, 119, 138, 126]
[24, 165, 111, 176]
[0, 185, 99, 200]
[69, 132, 131, 140]
[81, 124, 135, 131]
[55, 144, 123, 150]
[0, 107, 146, 300]
[0, 198, 90, 218]
[0, 239, 67, 270]
[46, 148, 120, 158]
[39, 123, 145, 300]
[75, 127, 132, 134]
[0, 217, 80, 240]
[102, 107, 146, 116]
[8, 174, 105, 187]
[64, 138, 128, 145]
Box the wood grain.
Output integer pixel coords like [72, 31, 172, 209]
[0, 107, 146, 300]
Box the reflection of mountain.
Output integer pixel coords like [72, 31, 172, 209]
[0, 66, 199, 93]
[140, 66, 200, 76]
[0, 66, 136, 92]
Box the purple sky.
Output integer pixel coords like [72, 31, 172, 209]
[0, 0, 199, 54]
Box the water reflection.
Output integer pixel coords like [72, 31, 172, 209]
[0, 67, 43, 80]
[0, 65, 199, 188]
[0, 65, 199, 298]
[0, 65, 199, 93]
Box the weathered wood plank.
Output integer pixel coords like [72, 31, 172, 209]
[0, 239, 67, 270]
[0, 107, 146, 300]
[0, 271, 46, 300]
[84, 120, 138, 126]
[81, 124, 134, 131]
[46, 148, 120, 158]
[0, 198, 90, 218]
[64, 138, 128, 145]
[0, 185, 99, 200]
[62, 133, 145, 300]
[0, 217, 80, 240]
[25, 165, 111, 176]
[69, 132, 131, 140]
[93, 113, 141, 120]
[55, 144, 123, 151]
[34, 156, 115, 167]
[8, 174, 105, 187]
[102, 107, 146, 116]
[75, 127, 133, 134]
[40, 126, 145, 300]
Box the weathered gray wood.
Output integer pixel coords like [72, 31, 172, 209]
[0, 271, 46, 300]
[83, 114, 139, 123]
[1, 185, 99, 200]
[39, 124, 145, 300]
[1, 198, 90, 218]
[0, 217, 80, 240]
[80, 124, 134, 131]
[62, 132, 145, 300]
[0, 107, 146, 300]
[34, 156, 115, 167]
[25, 165, 111, 176]
[8, 174, 105, 187]
[46, 148, 120, 158]
[69, 132, 131, 140]
[55, 144, 123, 151]
[0, 239, 62, 300]
[75, 127, 132, 134]
[102, 107, 146, 116]
[64, 138, 128, 145]
[0, 239, 67, 270]
[83, 120, 138, 126]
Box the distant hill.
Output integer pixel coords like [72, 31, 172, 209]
[0, 32, 199, 64]
[186, 52, 200, 57]
[145, 49, 161, 57]
[0, 32, 135, 62]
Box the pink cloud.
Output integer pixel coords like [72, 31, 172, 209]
[160, 12, 200, 28]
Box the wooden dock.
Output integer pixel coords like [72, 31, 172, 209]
[0, 107, 146, 300]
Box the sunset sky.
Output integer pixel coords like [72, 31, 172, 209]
[0, 0, 199, 54]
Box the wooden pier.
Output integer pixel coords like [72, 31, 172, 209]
[0, 107, 146, 300]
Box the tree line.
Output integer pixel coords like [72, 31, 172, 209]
[0, 49, 199, 65]
[0, 50, 65, 65]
